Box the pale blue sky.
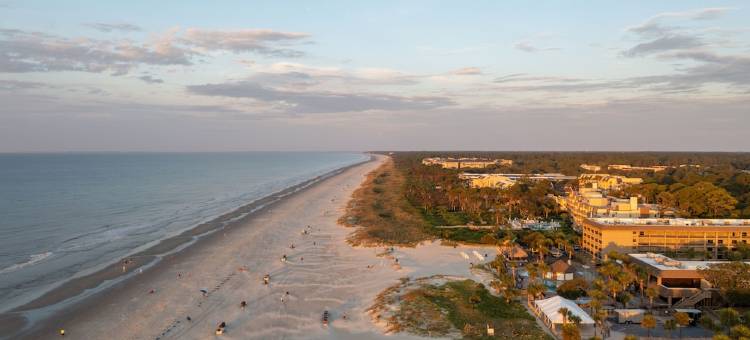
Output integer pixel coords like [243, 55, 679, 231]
[1, 1, 749, 151]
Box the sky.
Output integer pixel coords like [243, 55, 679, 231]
[1, 0, 749, 152]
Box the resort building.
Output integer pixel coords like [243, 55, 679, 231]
[608, 164, 669, 172]
[580, 164, 602, 172]
[580, 218, 750, 260]
[510, 219, 561, 231]
[627, 253, 742, 307]
[459, 173, 515, 188]
[460, 173, 576, 189]
[556, 187, 663, 231]
[422, 157, 513, 169]
[578, 174, 643, 191]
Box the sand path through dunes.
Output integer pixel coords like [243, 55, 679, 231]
[24, 155, 499, 340]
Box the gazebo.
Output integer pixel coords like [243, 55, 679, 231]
[498, 244, 529, 262]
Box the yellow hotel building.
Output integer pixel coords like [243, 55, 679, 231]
[578, 174, 643, 191]
[581, 217, 750, 260]
[422, 157, 513, 169]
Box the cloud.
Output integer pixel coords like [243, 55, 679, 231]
[621, 35, 703, 57]
[494, 73, 585, 84]
[84, 23, 142, 33]
[138, 75, 164, 84]
[450, 67, 482, 76]
[0, 28, 194, 74]
[186, 80, 453, 114]
[623, 7, 736, 57]
[0, 79, 49, 90]
[249, 62, 421, 87]
[514, 41, 559, 53]
[181, 28, 309, 57]
[0, 27, 312, 75]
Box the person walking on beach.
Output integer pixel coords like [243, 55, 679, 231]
[240, 301, 247, 309]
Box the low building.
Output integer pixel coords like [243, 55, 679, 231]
[608, 164, 669, 172]
[460, 173, 576, 189]
[459, 173, 516, 188]
[627, 253, 742, 307]
[545, 259, 575, 281]
[422, 157, 512, 169]
[578, 174, 643, 191]
[510, 219, 560, 231]
[581, 218, 750, 260]
[532, 296, 595, 335]
[580, 164, 602, 172]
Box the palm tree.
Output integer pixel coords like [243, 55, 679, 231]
[674, 312, 690, 339]
[561, 323, 581, 340]
[664, 319, 676, 338]
[558, 307, 570, 325]
[527, 282, 545, 303]
[719, 308, 740, 334]
[642, 314, 657, 339]
[645, 287, 658, 310]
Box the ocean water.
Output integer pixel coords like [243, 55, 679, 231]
[0, 152, 367, 312]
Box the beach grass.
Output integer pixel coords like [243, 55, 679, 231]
[340, 158, 432, 246]
[340, 157, 498, 246]
[377, 278, 552, 340]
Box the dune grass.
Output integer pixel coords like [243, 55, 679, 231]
[375, 278, 552, 339]
[339, 158, 432, 246]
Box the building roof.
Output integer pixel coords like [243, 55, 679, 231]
[629, 253, 750, 271]
[591, 217, 750, 227]
[499, 244, 528, 259]
[549, 259, 573, 273]
[534, 296, 595, 324]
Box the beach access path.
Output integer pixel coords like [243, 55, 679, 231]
[21, 154, 499, 340]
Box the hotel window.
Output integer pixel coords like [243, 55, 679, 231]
[639, 231, 645, 236]
[743, 232, 748, 237]
[718, 240, 724, 244]
[708, 240, 714, 244]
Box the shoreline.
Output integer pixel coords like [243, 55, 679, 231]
[0, 154, 372, 339]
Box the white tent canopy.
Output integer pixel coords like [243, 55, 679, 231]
[534, 296, 595, 325]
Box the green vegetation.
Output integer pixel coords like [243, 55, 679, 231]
[393, 279, 552, 339]
[557, 277, 589, 300]
[339, 158, 432, 246]
[698, 262, 750, 306]
[345, 151, 750, 246]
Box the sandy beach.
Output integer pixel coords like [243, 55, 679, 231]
[8, 155, 500, 340]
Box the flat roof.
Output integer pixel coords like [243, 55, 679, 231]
[591, 217, 750, 227]
[629, 253, 750, 271]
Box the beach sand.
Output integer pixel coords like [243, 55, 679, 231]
[11, 155, 500, 340]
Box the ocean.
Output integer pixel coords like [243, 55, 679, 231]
[0, 152, 367, 313]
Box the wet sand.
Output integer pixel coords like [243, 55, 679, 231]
[4, 154, 500, 340]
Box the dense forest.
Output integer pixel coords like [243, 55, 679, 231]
[387, 152, 750, 219]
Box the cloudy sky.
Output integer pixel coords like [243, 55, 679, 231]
[1, 1, 749, 152]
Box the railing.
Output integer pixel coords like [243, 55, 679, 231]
[673, 290, 712, 308]
[657, 284, 701, 298]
